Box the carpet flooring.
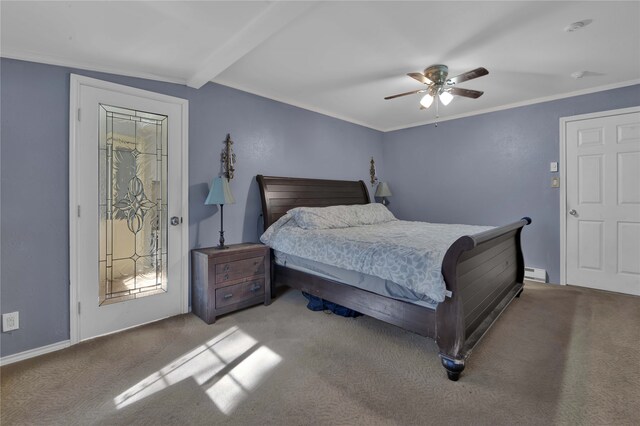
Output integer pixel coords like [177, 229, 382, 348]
[1, 281, 639, 425]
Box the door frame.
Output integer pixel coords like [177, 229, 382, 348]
[559, 105, 640, 286]
[69, 74, 189, 344]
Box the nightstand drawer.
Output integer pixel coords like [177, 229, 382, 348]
[216, 256, 264, 284]
[215, 279, 265, 308]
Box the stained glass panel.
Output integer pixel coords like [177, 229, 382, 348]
[98, 104, 168, 306]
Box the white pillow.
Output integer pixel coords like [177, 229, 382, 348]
[289, 204, 396, 230]
[260, 213, 294, 245]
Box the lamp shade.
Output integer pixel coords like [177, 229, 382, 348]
[375, 182, 392, 197]
[205, 177, 235, 205]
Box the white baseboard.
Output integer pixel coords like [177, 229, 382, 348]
[0, 340, 71, 367]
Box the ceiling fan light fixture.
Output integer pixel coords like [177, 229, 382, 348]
[420, 93, 434, 109]
[385, 64, 488, 115]
[439, 90, 454, 106]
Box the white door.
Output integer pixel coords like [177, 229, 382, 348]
[70, 75, 189, 341]
[564, 108, 640, 296]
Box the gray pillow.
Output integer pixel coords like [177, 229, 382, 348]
[289, 204, 396, 230]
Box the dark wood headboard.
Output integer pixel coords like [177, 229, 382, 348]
[256, 175, 371, 230]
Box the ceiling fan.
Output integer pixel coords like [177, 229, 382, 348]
[385, 64, 489, 110]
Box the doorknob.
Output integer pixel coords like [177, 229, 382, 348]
[170, 216, 181, 226]
[568, 209, 577, 216]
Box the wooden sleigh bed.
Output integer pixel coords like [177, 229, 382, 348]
[256, 175, 530, 381]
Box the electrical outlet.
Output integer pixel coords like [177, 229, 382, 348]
[2, 312, 19, 332]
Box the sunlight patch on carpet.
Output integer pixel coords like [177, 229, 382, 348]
[206, 346, 282, 414]
[114, 326, 281, 413]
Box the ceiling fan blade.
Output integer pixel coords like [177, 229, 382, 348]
[407, 72, 432, 84]
[449, 87, 484, 99]
[384, 89, 426, 100]
[446, 67, 489, 85]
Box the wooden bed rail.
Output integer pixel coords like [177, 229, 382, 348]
[436, 217, 531, 380]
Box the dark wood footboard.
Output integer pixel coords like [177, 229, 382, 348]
[436, 217, 531, 380]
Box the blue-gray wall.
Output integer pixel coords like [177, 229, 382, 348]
[0, 58, 383, 357]
[382, 85, 640, 284]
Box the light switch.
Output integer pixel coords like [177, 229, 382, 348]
[551, 177, 560, 188]
[550, 162, 558, 172]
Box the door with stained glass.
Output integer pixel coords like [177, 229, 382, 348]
[72, 76, 188, 341]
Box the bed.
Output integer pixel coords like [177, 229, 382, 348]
[256, 175, 530, 381]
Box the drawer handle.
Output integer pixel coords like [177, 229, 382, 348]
[223, 264, 230, 272]
[224, 273, 229, 280]
[250, 284, 261, 292]
[223, 293, 233, 300]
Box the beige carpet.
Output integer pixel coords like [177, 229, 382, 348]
[1, 282, 639, 425]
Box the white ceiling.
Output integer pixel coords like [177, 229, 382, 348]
[2, 1, 639, 131]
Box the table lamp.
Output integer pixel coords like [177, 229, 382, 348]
[205, 176, 235, 249]
[375, 181, 392, 206]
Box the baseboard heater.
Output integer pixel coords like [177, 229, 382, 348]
[524, 267, 546, 282]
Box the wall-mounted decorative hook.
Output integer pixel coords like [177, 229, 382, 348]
[221, 133, 236, 180]
[370, 157, 378, 186]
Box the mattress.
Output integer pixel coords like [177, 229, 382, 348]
[274, 250, 438, 309]
[262, 213, 492, 303]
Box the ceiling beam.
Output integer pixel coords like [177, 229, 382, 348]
[187, 1, 317, 89]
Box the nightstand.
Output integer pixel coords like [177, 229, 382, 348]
[191, 243, 271, 324]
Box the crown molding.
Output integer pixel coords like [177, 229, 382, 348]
[1, 50, 187, 86]
[212, 78, 384, 132]
[382, 79, 640, 132]
[2, 52, 637, 134]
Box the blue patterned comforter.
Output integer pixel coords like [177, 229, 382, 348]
[261, 215, 492, 303]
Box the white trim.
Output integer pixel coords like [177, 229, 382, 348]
[78, 315, 173, 343]
[5, 52, 636, 133]
[384, 79, 640, 132]
[215, 78, 640, 133]
[1, 50, 186, 85]
[69, 75, 79, 343]
[180, 98, 190, 314]
[0, 340, 71, 367]
[213, 79, 383, 131]
[559, 116, 567, 286]
[69, 74, 189, 345]
[558, 105, 640, 286]
[70, 74, 190, 105]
